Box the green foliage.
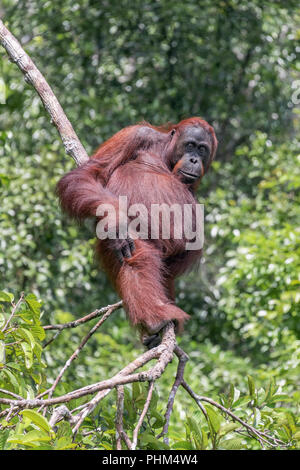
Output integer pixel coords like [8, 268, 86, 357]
[0, 293, 299, 450]
[0, 293, 46, 386]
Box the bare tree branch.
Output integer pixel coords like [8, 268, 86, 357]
[43, 301, 123, 332]
[115, 385, 125, 450]
[157, 345, 190, 444]
[0, 19, 89, 166]
[131, 381, 155, 450]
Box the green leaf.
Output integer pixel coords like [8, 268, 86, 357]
[220, 437, 245, 450]
[20, 342, 33, 369]
[21, 410, 52, 434]
[54, 436, 76, 450]
[285, 412, 296, 434]
[0, 340, 5, 364]
[292, 431, 300, 440]
[218, 422, 240, 436]
[56, 421, 72, 439]
[253, 408, 261, 427]
[186, 416, 201, 437]
[231, 388, 241, 406]
[151, 410, 164, 429]
[0, 77, 6, 104]
[17, 328, 36, 349]
[172, 440, 194, 450]
[33, 342, 43, 363]
[231, 396, 251, 408]
[5, 362, 22, 371]
[30, 325, 45, 341]
[264, 378, 276, 402]
[205, 405, 222, 434]
[99, 441, 113, 450]
[142, 434, 170, 450]
[149, 388, 158, 411]
[256, 388, 266, 407]
[1, 368, 19, 390]
[270, 394, 290, 403]
[132, 382, 141, 400]
[0, 291, 13, 302]
[247, 375, 255, 398]
[200, 428, 208, 450]
[25, 294, 41, 319]
[0, 430, 10, 450]
[8, 430, 51, 447]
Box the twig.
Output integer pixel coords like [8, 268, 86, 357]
[157, 345, 190, 444]
[0, 19, 88, 166]
[131, 381, 155, 450]
[115, 385, 133, 450]
[72, 389, 112, 437]
[121, 430, 134, 450]
[43, 301, 123, 331]
[0, 389, 23, 400]
[42, 330, 61, 348]
[4, 404, 15, 422]
[181, 380, 207, 418]
[1, 293, 24, 333]
[115, 386, 125, 450]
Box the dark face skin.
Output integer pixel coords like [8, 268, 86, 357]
[171, 126, 212, 184]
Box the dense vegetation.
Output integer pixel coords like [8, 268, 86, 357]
[0, 0, 299, 450]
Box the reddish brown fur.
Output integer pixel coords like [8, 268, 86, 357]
[57, 118, 217, 334]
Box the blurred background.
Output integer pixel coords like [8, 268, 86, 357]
[0, 0, 299, 449]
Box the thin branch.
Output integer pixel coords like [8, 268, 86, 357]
[181, 380, 208, 418]
[42, 330, 61, 349]
[5, 405, 16, 422]
[38, 303, 119, 402]
[131, 381, 155, 450]
[72, 389, 112, 437]
[114, 386, 133, 450]
[1, 292, 24, 333]
[115, 385, 134, 450]
[0, 389, 23, 400]
[43, 301, 123, 332]
[115, 386, 125, 450]
[0, 19, 89, 166]
[121, 430, 134, 450]
[157, 345, 190, 444]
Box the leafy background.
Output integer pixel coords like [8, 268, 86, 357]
[0, 0, 299, 450]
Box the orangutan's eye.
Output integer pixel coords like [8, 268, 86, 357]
[199, 145, 208, 156]
[186, 142, 195, 150]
